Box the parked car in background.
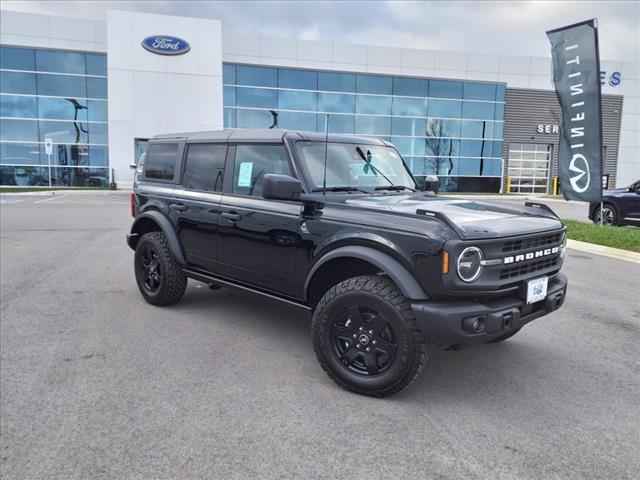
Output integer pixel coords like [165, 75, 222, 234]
[589, 180, 640, 226]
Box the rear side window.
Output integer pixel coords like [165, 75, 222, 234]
[183, 144, 227, 192]
[233, 144, 291, 197]
[145, 143, 178, 180]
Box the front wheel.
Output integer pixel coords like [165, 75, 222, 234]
[311, 275, 427, 397]
[134, 231, 187, 306]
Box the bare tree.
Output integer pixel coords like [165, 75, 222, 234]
[424, 119, 454, 176]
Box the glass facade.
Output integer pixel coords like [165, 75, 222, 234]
[223, 64, 505, 192]
[0, 46, 108, 187]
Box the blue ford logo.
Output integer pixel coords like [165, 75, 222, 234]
[141, 35, 191, 55]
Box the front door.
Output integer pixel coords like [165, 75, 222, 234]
[170, 143, 227, 272]
[217, 144, 302, 295]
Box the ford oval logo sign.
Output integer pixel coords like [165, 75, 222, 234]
[141, 35, 191, 55]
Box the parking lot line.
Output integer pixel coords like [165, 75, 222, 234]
[34, 194, 68, 204]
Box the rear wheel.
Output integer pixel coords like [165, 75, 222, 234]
[311, 275, 427, 397]
[593, 203, 618, 226]
[134, 231, 187, 306]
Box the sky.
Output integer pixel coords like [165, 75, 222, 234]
[3, 1, 639, 61]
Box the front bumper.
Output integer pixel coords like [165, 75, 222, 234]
[412, 273, 567, 348]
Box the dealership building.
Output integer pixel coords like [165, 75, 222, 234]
[0, 8, 638, 192]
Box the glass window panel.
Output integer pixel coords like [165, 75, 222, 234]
[39, 120, 88, 144]
[0, 142, 41, 165]
[425, 138, 459, 157]
[183, 144, 227, 191]
[459, 139, 494, 157]
[460, 120, 484, 139]
[317, 92, 355, 113]
[236, 65, 277, 87]
[233, 144, 291, 197]
[462, 101, 495, 120]
[494, 102, 504, 120]
[224, 108, 236, 128]
[0, 71, 36, 94]
[223, 64, 236, 84]
[391, 117, 427, 136]
[356, 74, 392, 94]
[356, 95, 392, 115]
[89, 123, 108, 144]
[456, 158, 482, 175]
[317, 114, 354, 134]
[427, 99, 461, 118]
[36, 50, 85, 74]
[354, 115, 391, 136]
[492, 141, 503, 157]
[49, 166, 109, 187]
[496, 84, 506, 102]
[223, 86, 236, 106]
[38, 97, 88, 121]
[36, 73, 86, 97]
[426, 118, 460, 138]
[236, 109, 273, 129]
[391, 96, 427, 117]
[318, 72, 355, 92]
[85, 54, 107, 76]
[0, 118, 39, 142]
[89, 146, 108, 166]
[44, 144, 89, 166]
[87, 100, 107, 121]
[236, 87, 277, 108]
[0, 166, 48, 186]
[278, 90, 317, 110]
[278, 69, 317, 90]
[463, 82, 496, 101]
[87, 77, 107, 99]
[391, 136, 425, 157]
[1, 47, 35, 70]
[277, 111, 317, 131]
[429, 80, 462, 99]
[0, 95, 38, 118]
[492, 121, 504, 140]
[393, 77, 429, 97]
[145, 143, 178, 180]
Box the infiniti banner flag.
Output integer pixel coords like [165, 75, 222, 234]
[547, 19, 603, 202]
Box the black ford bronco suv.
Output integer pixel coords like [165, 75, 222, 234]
[127, 129, 568, 397]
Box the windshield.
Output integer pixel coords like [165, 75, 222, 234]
[296, 142, 416, 191]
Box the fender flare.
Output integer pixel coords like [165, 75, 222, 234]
[127, 211, 186, 265]
[304, 245, 429, 301]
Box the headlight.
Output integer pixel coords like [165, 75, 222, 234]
[560, 231, 567, 259]
[457, 246, 483, 282]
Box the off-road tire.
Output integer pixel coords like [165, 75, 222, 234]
[487, 328, 521, 343]
[311, 275, 427, 397]
[134, 231, 187, 306]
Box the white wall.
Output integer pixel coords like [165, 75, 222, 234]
[221, 33, 638, 187]
[107, 10, 223, 188]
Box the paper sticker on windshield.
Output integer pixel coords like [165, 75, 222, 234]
[237, 162, 253, 187]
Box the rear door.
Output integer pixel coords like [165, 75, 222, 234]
[169, 143, 227, 272]
[217, 143, 303, 295]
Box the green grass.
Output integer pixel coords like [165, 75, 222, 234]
[563, 219, 640, 253]
[0, 187, 109, 193]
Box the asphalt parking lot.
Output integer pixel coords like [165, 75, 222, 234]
[1, 193, 639, 480]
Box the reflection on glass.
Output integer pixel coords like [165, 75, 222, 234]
[0, 95, 38, 118]
[318, 92, 355, 113]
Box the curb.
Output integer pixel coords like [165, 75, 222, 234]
[566, 239, 640, 264]
[0, 190, 131, 196]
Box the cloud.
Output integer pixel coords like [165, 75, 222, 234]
[3, 0, 639, 61]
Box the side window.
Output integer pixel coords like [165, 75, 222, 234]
[233, 144, 292, 197]
[145, 143, 178, 180]
[183, 143, 227, 192]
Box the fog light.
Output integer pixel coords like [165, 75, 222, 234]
[462, 316, 485, 333]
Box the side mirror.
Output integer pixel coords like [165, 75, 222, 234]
[262, 174, 302, 201]
[415, 175, 440, 193]
[129, 163, 137, 170]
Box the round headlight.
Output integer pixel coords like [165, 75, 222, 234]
[457, 246, 483, 282]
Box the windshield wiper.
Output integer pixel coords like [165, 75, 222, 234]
[312, 186, 369, 194]
[374, 185, 416, 192]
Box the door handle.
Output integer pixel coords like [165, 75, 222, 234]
[169, 203, 187, 212]
[221, 212, 241, 221]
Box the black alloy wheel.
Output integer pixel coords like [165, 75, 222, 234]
[330, 305, 397, 376]
[140, 246, 162, 294]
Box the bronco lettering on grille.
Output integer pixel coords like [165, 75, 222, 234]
[504, 247, 559, 264]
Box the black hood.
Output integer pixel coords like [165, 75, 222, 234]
[344, 194, 563, 240]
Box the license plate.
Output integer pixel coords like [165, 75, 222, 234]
[526, 276, 548, 304]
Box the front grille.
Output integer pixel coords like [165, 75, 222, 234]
[501, 232, 563, 253]
[499, 257, 560, 280]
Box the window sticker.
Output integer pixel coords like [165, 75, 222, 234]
[237, 162, 253, 187]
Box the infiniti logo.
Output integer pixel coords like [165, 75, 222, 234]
[569, 153, 591, 193]
[504, 247, 559, 264]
